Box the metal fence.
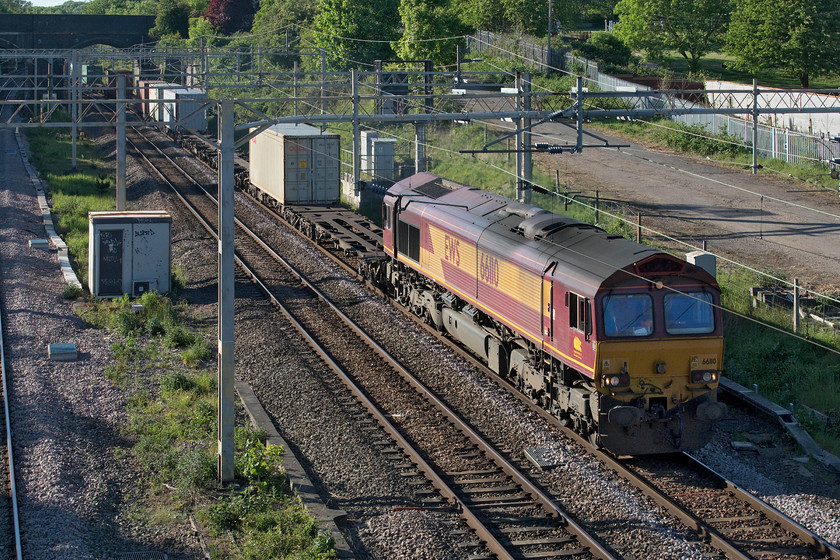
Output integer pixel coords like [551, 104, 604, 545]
[468, 31, 562, 73]
[469, 31, 837, 168]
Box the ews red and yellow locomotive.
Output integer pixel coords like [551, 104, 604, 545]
[366, 172, 725, 455]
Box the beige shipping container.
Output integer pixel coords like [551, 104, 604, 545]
[249, 123, 341, 205]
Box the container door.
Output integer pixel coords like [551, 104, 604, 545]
[285, 138, 310, 203]
[311, 136, 339, 203]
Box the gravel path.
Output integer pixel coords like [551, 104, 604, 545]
[0, 123, 204, 558]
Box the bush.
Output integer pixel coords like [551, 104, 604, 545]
[175, 447, 217, 498]
[165, 324, 197, 348]
[63, 283, 84, 300]
[161, 371, 196, 394]
[182, 339, 213, 366]
[576, 32, 632, 68]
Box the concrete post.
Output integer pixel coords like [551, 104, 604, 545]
[321, 49, 327, 115]
[515, 72, 523, 202]
[752, 78, 759, 175]
[415, 121, 426, 173]
[522, 72, 532, 204]
[71, 51, 78, 170]
[352, 69, 360, 195]
[116, 75, 126, 211]
[793, 278, 800, 333]
[293, 61, 298, 116]
[217, 100, 236, 484]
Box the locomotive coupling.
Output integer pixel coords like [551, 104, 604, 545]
[696, 401, 727, 422]
[608, 406, 644, 427]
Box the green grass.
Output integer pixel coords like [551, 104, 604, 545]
[75, 294, 336, 559]
[660, 51, 840, 89]
[25, 115, 115, 284]
[25, 123, 335, 558]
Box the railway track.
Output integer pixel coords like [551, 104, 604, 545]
[122, 117, 840, 559]
[0, 83, 25, 560]
[0, 280, 22, 560]
[217, 145, 840, 560]
[126, 124, 616, 560]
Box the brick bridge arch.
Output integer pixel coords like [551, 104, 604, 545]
[0, 14, 155, 50]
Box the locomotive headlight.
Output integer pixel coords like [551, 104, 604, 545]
[691, 370, 718, 384]
[603, 374, 630, 388]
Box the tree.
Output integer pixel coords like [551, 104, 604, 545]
[726, 0, 840, 88]
[459, 0, 554, 35]
[151, 0, 191, 38]
[206, 0, 255, 34]
[313, 0, 400, 69]
[614, 0, 731, 73]
[251, 0, 316, 41]
[0, 0, 30, 13]
[393, 0, 468, 66]
[187, 16, 219, 47]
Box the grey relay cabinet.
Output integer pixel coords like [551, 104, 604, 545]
[88, 211, 172, 298]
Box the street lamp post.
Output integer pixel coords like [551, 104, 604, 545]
[829, 135, 840, 197]
[547, 0, 553, 72]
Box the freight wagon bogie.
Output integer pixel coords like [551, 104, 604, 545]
[379, 172, 726, 456]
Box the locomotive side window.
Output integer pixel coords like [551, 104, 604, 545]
[383, 204, 392, 230]
[397, 220, 420, 261]
[568, 292, 592, 336]
[603, 294, 653, 337]
[664, 292, 714, 334]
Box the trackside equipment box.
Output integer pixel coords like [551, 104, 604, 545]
[249, 123, 341, 205]
[88, 211, 172, 298]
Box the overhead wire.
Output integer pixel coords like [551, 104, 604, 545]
[217, 31, 840, 339]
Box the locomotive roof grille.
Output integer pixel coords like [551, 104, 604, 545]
[636, 256, 685, 275]
[412, 177, 460, 199]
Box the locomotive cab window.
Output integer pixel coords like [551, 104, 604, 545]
[397, 220, 420, 262]
[603, 294, 653, 337]
[664, 292, 714, 335]
[568, 292, 592, 337]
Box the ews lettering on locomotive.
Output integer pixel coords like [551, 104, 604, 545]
[444, 235, 461, 266]
[479, 252, 500, 288]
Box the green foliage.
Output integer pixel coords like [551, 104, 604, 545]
[25, 122, 115, 280]
[598, 117, 750, 158]
[0, 0, 30, 12]
[575, 32, 632, 68]
[251, 0, 317, 41]
[725, 0, 840, 88]
[614, 0, 731, 73]
[459, 0, 553, 35]
[237, 437, 284, 487]
[175, 447, 217, 498]
[313, 0, 400, 69]
[151, 0, 191, 39]
[204, 428, 334, 558]
[393, 0, 468, 66]
[161, 371, 198, 394]
[187, 16, 220, 47]
[63, 284, 84, 300]
[206, 486, 277, 532]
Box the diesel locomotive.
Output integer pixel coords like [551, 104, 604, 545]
[361, 172, 726, 455]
